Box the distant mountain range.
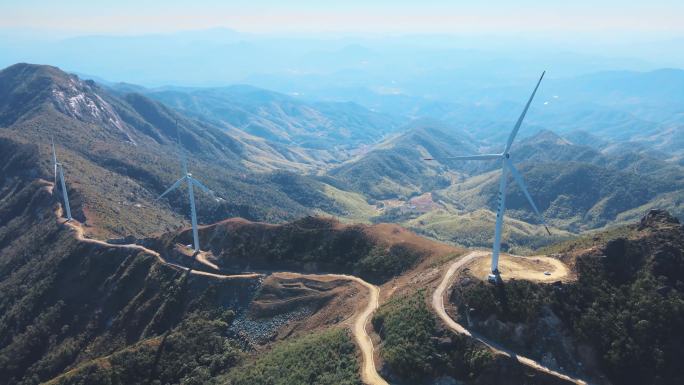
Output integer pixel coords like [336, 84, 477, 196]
[1, 62, 682, 249]
[136, 84, 402, 151]
[355, 126, 682, 232]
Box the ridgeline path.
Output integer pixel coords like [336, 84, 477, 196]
[46, 181, 388, 385]
[432, 251, 591, 385]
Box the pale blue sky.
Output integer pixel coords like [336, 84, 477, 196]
[2, 0, 683, 36]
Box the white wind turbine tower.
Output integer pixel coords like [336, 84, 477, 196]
[426, 71, 550, 283]
[157, 123, 216, 254]
[51, 138, 72, 221]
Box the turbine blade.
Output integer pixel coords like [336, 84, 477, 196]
[504, 71, 545, 153]
[157, 177, 186, 200]
[425, 154, 502, 161]
[192, 178, 223, 202]
[176, 119, 188, 175]
[191, 178, 213, 195]
[51, 137, 58, 185]
[506, 159, 550, 234]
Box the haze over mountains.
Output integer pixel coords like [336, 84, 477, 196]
[0, 63, 379, 238]
[4, 0, 684, 376]
[133, 84, 402, 168]
[1, 60, 682, 249]
[1, 14, 684, 384]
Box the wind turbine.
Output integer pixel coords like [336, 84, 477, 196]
[157, 122, 216, 254]
[426, 71, 550, 283]
[51, 138, 72, 221]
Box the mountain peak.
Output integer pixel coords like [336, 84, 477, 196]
[0, 63, 133, 141]
[1, 62, 68, 79]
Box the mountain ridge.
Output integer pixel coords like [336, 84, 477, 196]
[0, 63, 369, 238]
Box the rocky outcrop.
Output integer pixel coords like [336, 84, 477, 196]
[638, 208, 681, 230]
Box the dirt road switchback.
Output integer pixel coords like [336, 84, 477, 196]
[432, 251, 590, 385]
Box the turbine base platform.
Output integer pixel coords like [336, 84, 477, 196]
[487, 272, 502, 284]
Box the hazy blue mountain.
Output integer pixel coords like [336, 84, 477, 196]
[550, 68, 684, 118]
[390, 69, 684, 157]
[8, 28, 678, 158]
[0, 29, 661, 92]
[561, 130, 609, 149]
[328, 119, 478, 199]
[137, 84, 402, 150]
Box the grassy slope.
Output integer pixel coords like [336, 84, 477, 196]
[442, 161, 682, 232]
[328, 122, 477, 200]
[162, 216, 441, 284]
[221, 329, 361, 385]
[372, 291, 448, 382]
[318, 183, 378, 223]
[404, 208, 571, 253]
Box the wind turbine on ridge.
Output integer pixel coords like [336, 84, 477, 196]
[426, 71, 550, 283]
[157, 121, 217, 254]
[51, 137, 72, 221]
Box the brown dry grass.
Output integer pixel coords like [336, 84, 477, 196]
[465, 252, 575, 283]
[365, 222, 458, 258]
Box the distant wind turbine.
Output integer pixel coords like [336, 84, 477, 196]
[426, 71, 550, 283]
[157, 121, 217, 253]
[51, 138, 72, 221]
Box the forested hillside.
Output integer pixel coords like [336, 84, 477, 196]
[0, 138, 363, 385]
[450, 210, 684, 385]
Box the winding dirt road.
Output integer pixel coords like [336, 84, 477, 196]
[432, 251, 590, 385]
[56, 210, 261, 280]
[47, 182, 387, 385]
[271, 272, 387, 385]
[345, 275, 387, 385]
